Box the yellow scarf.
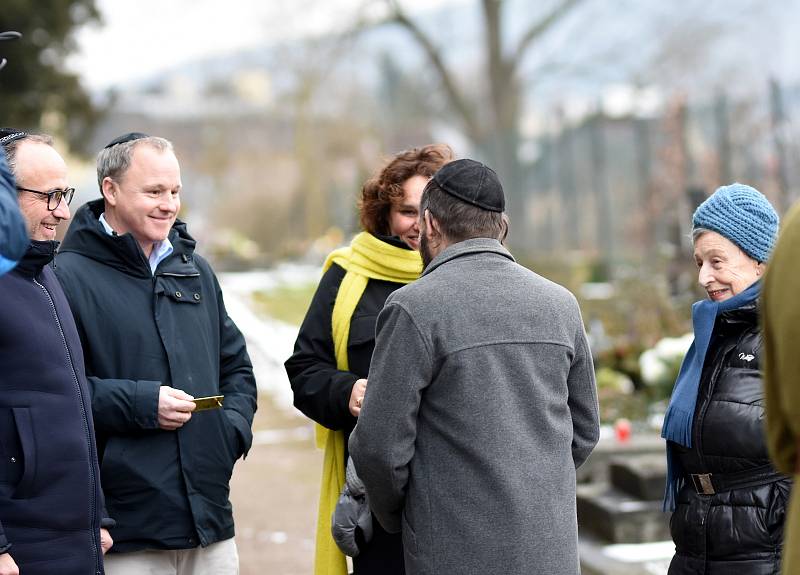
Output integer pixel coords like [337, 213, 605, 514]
[314, 231, 421, 575]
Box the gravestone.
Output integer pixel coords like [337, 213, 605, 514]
[577, 453, 670, 544]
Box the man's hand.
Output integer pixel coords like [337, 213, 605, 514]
[158, 386, 196, 430]
[349, 379, 367, 417]
[100, 528, 113, 555]
[0, 553, 18, 575]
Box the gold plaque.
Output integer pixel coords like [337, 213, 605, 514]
[193, 395, 224, 412]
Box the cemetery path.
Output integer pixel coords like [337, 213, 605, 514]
[222, 271, 320, 574]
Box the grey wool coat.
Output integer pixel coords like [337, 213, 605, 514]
[349, 238, 600, 575]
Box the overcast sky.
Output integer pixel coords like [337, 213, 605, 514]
[68, 0, 455, 91]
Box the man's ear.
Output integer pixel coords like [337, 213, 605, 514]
[101, 177, 117, 207]
[424, 209, 441, 240]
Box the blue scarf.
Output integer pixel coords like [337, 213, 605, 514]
[661, 280, 761, 510]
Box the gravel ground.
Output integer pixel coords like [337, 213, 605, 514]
[230, 394, 320, 575]
[221, 269, 323, 574]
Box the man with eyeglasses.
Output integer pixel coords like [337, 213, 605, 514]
[0, 129, 114, 575]
[54, 133, 256, 575]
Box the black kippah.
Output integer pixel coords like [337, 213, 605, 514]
[0, 128, 27, 147]
[431, 158, 505, 212]
[104, 132, 149, 149]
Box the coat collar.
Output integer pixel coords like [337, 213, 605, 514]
[421, 238, 514, 277]
[14, 240, 58, 278]
[60, 199, 196, 278]
[718, 299, 758, 325]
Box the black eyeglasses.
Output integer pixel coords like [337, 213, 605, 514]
[16, 186, 75, 211]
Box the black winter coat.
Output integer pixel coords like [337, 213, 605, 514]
[285, 239, 408, 575]
[668, 302, 791, 574]
[0, 241, 106, 574]
[54, 200, 257, 552]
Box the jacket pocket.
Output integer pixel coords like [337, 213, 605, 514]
[348, 315, 376, 347]
[346, 315, 377, 375]
[159, 276, 203, 305]
[8, 408, 36, 498]
[765, 479, 790, 545]
[221, 410, 241, 463]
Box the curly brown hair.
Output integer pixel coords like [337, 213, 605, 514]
[359, 143, 454, 236]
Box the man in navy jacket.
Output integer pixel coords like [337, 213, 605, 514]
[55, 133, 256, 575]
[0, 130, 113, 575]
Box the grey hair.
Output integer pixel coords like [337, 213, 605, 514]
[2, 134, 55, 178]
[691, 227, 711, 244]
[96, 136, 173, 190]
[691, 226, 763, 265]
[420, 179, 509, 243]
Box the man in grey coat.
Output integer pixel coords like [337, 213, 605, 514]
[350, 159, 600, 575]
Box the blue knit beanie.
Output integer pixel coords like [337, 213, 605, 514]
[692, 183, 779, 262]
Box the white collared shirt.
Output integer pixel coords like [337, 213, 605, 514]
[99, 212, 173, 274]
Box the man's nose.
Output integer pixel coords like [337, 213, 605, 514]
[53, 199, 71, 221]
[160, 194, 179, 212]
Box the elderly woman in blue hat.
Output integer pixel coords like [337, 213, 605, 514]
[662, 183, 791, 574]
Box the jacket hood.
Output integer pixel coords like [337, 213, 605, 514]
[422, 237, 513, 277]
[59, 199, 196, 278]
[15, 239, 58, 277]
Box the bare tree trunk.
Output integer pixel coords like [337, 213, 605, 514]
[383, 0, 582, 228]
[590, 113, 613, 279]
[481, 0, 523, 216]
[770, 78, 790, 213]
[714, 91, 732, 184]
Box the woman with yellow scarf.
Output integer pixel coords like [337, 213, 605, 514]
[285, 144, 452, 575]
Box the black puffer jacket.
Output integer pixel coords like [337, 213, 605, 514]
[668, 302, 791, 574]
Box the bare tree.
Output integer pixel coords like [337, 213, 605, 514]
[377, 0, 584, 212]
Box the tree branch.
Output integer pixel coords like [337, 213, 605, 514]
[512, 0, 584, 68]
[384, 0, 483, 141]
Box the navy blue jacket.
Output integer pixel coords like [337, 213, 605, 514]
[0, 149, 27, 275]
[55, 200, 257, 552]
[0, 240, 106, 574]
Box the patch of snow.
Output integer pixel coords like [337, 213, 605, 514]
[603, 540, 674, 563]
[219, 266, 319, 413]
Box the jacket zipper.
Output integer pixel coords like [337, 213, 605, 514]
[693, 325, 742, 470]
[34, 278, 101, 573]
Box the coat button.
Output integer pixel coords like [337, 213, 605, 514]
[9, 457, 15, 463]
[175, 291, 183, 298]
[193, 293, 201, 301]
